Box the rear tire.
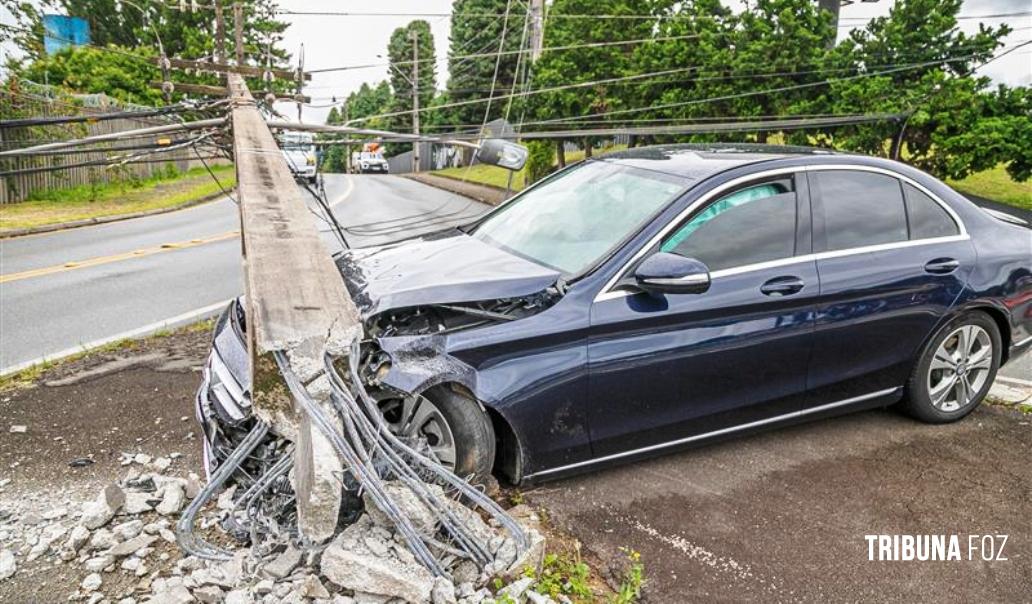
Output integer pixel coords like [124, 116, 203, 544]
[901, 311, 1001, 423]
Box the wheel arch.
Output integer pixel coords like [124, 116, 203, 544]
[956, 300, 1013, 364]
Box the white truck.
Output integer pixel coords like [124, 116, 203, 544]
[278, 131, 318, 184]
[351, 143, 389, 174]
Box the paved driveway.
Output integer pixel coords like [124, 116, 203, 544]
[528, 405, 1030, 602]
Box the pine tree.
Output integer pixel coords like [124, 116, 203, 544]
[445, 0, 527, 131]
[385, 20, 436, 134]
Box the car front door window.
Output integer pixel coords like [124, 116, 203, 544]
[660, 181, 798, 273]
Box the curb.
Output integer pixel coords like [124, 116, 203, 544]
[403, 173, 510, 206]
[0, 188, 236, 239]
[0, 299, 231, 378]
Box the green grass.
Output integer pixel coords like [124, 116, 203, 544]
[947, 165, 1032, 211]
[0, 164, 236, 231]
[433, 144, 627, 192]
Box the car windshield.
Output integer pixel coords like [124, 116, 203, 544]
[472, 160, 688, 275]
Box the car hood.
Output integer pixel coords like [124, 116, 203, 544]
[336, 231, 561, 317]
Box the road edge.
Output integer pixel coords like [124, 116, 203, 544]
[403, 172, 509, 205]
[0, 299, 230, 377]
[0, 188, 237, 239]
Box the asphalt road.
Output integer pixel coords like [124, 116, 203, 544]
[0, 174, 488, 372]
[0, 174, 1027, 383]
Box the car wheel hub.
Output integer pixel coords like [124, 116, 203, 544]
[378, 394, 457, 469]
[927, 325, 992, 412]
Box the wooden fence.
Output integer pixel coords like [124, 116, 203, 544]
[0, 82, 225, 204]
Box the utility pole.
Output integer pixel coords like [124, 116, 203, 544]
[817, 0, 841, 45]
[233, 2, 244, 66]
[214, 0, 226, 65]
[411, 29, 421, 173]
[528, 0, 545, 61]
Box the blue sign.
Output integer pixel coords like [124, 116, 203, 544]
[43, 15, 91, 55]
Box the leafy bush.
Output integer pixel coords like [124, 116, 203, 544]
[524, 140, 556, 186]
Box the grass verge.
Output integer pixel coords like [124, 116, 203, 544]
[0, 164, 236, 232]
[947, 165, 1031, 210]
[433, 144, 627, 192]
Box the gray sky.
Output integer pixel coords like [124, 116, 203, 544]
[2, 1, 1029, 123]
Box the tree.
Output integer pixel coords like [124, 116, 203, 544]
[527, 0, 658, 152]
[3, 0, 292, 99]
[817, 0, 1020, 180]
[445, 0, 527, 131]
[17, 44, 162, 105]
[384, 20, 436, 135]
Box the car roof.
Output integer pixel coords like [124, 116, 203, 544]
[598, 143, 839, 181]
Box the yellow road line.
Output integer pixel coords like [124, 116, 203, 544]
[0, 230, 240, 285]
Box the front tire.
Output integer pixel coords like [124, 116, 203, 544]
[379, 385, 496, 484]
[901, 311, 1001, 423]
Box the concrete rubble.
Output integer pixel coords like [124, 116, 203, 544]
[0, 453, 554, 604]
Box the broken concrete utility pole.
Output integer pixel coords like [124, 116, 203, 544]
[227, 73, 362, 542]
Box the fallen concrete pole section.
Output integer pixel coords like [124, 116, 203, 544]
[225, 73, 360, 542]
[172, 75, 538, 597]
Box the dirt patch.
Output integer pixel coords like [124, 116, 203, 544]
[0, 328, 208, 601]
[528, 406, 1032, 602]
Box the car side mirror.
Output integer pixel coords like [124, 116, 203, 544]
[634, 252, 711, 295]
[477, 139, 529, 171]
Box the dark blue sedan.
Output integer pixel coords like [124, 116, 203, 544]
[198, 145, 1032, 484]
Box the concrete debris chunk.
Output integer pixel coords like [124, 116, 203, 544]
[262, 547, 301, 580]
[156, 483, 186, 516]
[524, 592, 556, 604]
[113, 519, 145, 541]
[148, 584, 194, 604]
[123, 492, 156, 515]
[89, 528, 118, 551]
[321, 533, 434, 603]
[109, 534, 157, 558]
[65, 525, 91, 554]
[81, 572, 103, 592]
[363, 482, 439, 534]
[300, 574, 331, 599]
[223, 589, 251, 604]
[0, 549, 16, 581]
[431, 576, 457, 604]
[498, 577, 534, 602]
[84, 554, 115, 572]
[83, 484, 125, 529]
[192, 585, 224, 603]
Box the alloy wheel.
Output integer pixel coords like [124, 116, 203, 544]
[927, 324, 993, 412]
[379, 394, 458, 468]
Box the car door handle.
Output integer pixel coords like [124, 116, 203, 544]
[760, 276, 805, 297]
[924, 258, 960, 274]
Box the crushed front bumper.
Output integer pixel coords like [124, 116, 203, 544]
[194, 299, 254, 478]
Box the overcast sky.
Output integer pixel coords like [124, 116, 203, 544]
[2, 1, 1029, 124]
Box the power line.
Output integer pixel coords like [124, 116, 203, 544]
[274, 9, 1032, 22]
[346, 45, 1017, 125]
[530, 40, 1032, 127]
[308, 33, 705, 74]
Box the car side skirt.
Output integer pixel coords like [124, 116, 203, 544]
[522, 386, 902, 483]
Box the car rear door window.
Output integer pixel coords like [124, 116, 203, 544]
[904, 183, 959, 239]
[813, 170, 908, 252]
[661, 181, 797, 272]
